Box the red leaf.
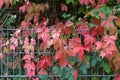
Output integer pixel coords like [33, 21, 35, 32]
[84, 34, 96, 51]
[19, 5, 26, 13]
[10, 37, 18, 51]
[38, 69, 48, 75]
[69, 37, 86, 61]
[89, 0, 95, 6]
[23, 53, 34, 60]
[52, 30, 61, 44]
[53, 38, 67, 50]
[76, 24, 89, 35]
[96, 27, 104, 35]
[84, 0, 89, 6]
[78, 46, 85, 61]
[73, 70, 78, 80]
[59, 54, 68, 67]
[89, 27, 104, 36]
[69, 37, 81, 48]
[108, 15, 117, 21]
[99, 0, 108, 5]
[21, 21, 31, 29]
[100, 12, 106, 19]
[0, 53, 3, 60]
[95, 41, 102, 50]
[118, 0, 120, 2]
[57, 22, 74, 35]
[65, 21, 73, 27]
[101, 15, 117, 28]
[37, 55, 52, 69]
[61, 3, 68, 12]
[55, 50, 63, 60]
[36, 27, 50, 43]
[24, 60, 35, 78]
[5, 0, 13, 8]
[33, 78, 39, 80]
[79, 0, 95, 6]
[0, 0, 4, 9]
[114, 74, 120, 80]
[14, 29, 21, 37]
[67, 49, 76, 57]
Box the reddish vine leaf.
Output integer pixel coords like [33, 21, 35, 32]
[102, 35, 116, 45]
[99, 0, 108, 5]
[5, 0, 13, 8]
[22, 37, 34, 53]
[53, 37, 67, 51]
[59, 53, 68, 67]
[118, 0, 120, 2]
[36, 27, 50, 43]
[113, 57, 120, 71]
[79, 0, 95, 6]
[23, 53, 34, 60]
[101, 15, 117, 27]
[0, 53, 3, 60]
[52, 30, 61, 44]
[89, 27, 104, 36]
[83, 34, 96, 51]
[61, 3, 68, 12]
[38, 69, 48, 75]
[54, 46, 75, 67]
[55, 50, 68, 67]
[116, 17, 120, 27]
[76, 24, 89, 35]
[24, 60, 35, 78]
[14, 29, 21, 37]
[10, 37, 18, 51]
[19, 5, 26, 13]
[95, 41, 102, 50]
[114, 74, 120, 80]
[99, 12, 106, 19]
[73, 70, 78, 80]
[22, 44, 34, 53]
[69, 37, 81, 49]
[38, 4, 47, 12]
[21, 21, 31, 29]
[65, 21, 73, 27]
[37, 55, 52, 69]
[69, 37, 86, 61]
[0, 0, 4, 9]
[99, 35, 118, 60]
[40, 40, 53, 51]
[57, 22, 74, 35]
[33, 78, 39, 80]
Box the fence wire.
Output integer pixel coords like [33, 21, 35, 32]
[0, 1, 116, 80]
[0, 26, 116, 80]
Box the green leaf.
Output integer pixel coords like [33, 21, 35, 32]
[68, 76, 74, 80]
[66, 0, 74, 4]
[79, 61, 90, 74]
[90, 52, 101, 67]
[67, 54, 79, 63]
[32, 32, 37, 38]
[91, 77, 99, 80]
[102, 61, 111, 73]
[39, 75, 49, 80]
[52, 66, 60, 74]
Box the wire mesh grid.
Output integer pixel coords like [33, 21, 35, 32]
[0, 27, 116, 80]
[0, 1, 116, 80]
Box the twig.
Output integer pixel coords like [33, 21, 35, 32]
[0, 14, 11, 28]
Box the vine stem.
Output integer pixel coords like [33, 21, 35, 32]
[0, 14, 11, 28]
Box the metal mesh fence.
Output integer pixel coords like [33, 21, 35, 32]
[0, 26, 116, 80]
[0, 1, 117, 80]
